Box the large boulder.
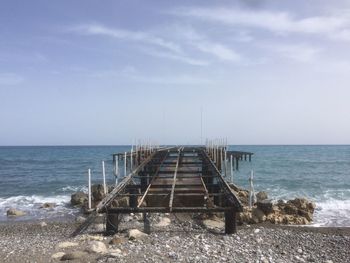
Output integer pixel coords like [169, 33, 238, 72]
[288, 198, 316, 213]
[256, 191, 268, 202]
[256, 200, 274, 214]
[7, 208, 26, 217]
[92, 184, 106, 201]
[71, 192, 88, 206]
[111, 197, 129, 207]
[40, 202, 56, 209]
[251, 208, 266, 223]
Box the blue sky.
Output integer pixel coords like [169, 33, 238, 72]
[1, 0, 350, 145]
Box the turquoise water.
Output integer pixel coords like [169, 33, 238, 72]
[0, 145, 349, 226]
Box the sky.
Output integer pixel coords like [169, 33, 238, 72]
[1, 0, 350, 145]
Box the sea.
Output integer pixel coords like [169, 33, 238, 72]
[0, 145, 349, 227]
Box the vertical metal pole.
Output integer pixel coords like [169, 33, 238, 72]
[130, 146, 133, 172]
[249, 170, 255, 209]
[124, 152, 127, 176]
[102, 160, 107, 195]
[115, 156, 119, 185]
[88, 168, 92, 210]
[230, 155, 234, 183]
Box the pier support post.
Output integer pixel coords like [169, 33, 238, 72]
[106, 213, 119, 235]
[129, 188, 138, 208]
[224, 208, 237, 234]
[143, 212, 150, 234]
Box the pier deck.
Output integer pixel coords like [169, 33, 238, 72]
[72, 145, 253, 236]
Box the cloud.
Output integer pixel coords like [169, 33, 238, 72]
[142, 48, 209, 66]
[70, 24, 183, 54]
[0, 73, 23, 85]
[171, 7, 350, 39]
[264, 43, 322, 62]
[90, 66, 212, 85]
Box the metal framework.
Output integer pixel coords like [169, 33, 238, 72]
[72, 146, 253, 236]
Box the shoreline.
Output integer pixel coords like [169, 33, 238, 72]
[0, 216, 349, 263]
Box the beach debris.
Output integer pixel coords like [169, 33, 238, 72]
[128, 229, 148, 240]
[51, 252, 65, 259]
[6, 208, 26, 217]
[155, 217, 171, 227]
[86, 241, 107, 254]
[60, 251, 87, 261]
[39, 202, 56, 209]
[70, 191, 88, 206]
[57, 241, 79, 249]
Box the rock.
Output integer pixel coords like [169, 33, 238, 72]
[109, 236, 125, 245]
[92, 223, 105, 232]
[297, 248, 303, 254]
[298, 209, 313, 221]
[256, 191, 268, 202]
[107, 248, 122, 257]
[288, 198, 316, 213]
[92, 184, 106, 201]
[40, 202, 56, 209]
[236, 190, 249, 205]
[57, 241, 79, 249]
[237, 210, 252, 224]
[128, 229, 148, 240]
[284, 203, 298, 215]
[155, 217, 171, 227]
[39, 221, 47, 227]
[257, 200, 274, 214]
[111, 197, 129, 207]
[254, 229, 260, 234]
[75, 216, 86, 223]
[87, 241, 107, 254]
[6, 208, 26, 217]
[51, 252, 65, 259]
[71, 191, 87, 206]
[251, 208, 266, 223]
[60, 251, 87, 261]
[203, 219, 225, 229]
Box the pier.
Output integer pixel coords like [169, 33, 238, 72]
[72, 143, 253, 236]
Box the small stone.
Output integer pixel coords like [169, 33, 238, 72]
[203, 219, 224, 229]
[75, 216, 86, 223]
[128, 229, 148, 240]
[40, 202, 56, 209]
[324, 261, 333, 263]
[109, 236, 125, 245]
[39, 221, 47, 227]
[60, 251, 87, 261]
[254, 229, 260, 234]
[297, 248, 303, 254]
[57, 241, 79, 249]
[6, 208, 26, 217]
[51, 252, 65, 259]
[87, 241, 107, 254]
[155, 217, 171, 227]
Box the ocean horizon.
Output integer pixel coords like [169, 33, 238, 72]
[0, 145, 349, 227]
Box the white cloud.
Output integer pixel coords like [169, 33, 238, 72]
[266, 44, 322, 62]
[172, 7, 350, 39]
[0, 73, 23, 85]
[142, 48, 209, 66]
[70, 24, 183, 54]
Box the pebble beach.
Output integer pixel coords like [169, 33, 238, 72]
[1, 214, 349, 263]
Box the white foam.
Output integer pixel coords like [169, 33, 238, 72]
[0, 194, 77, 221]
[313, 199, 350, 227]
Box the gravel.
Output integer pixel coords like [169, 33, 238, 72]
[0, 214, 349, 263]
